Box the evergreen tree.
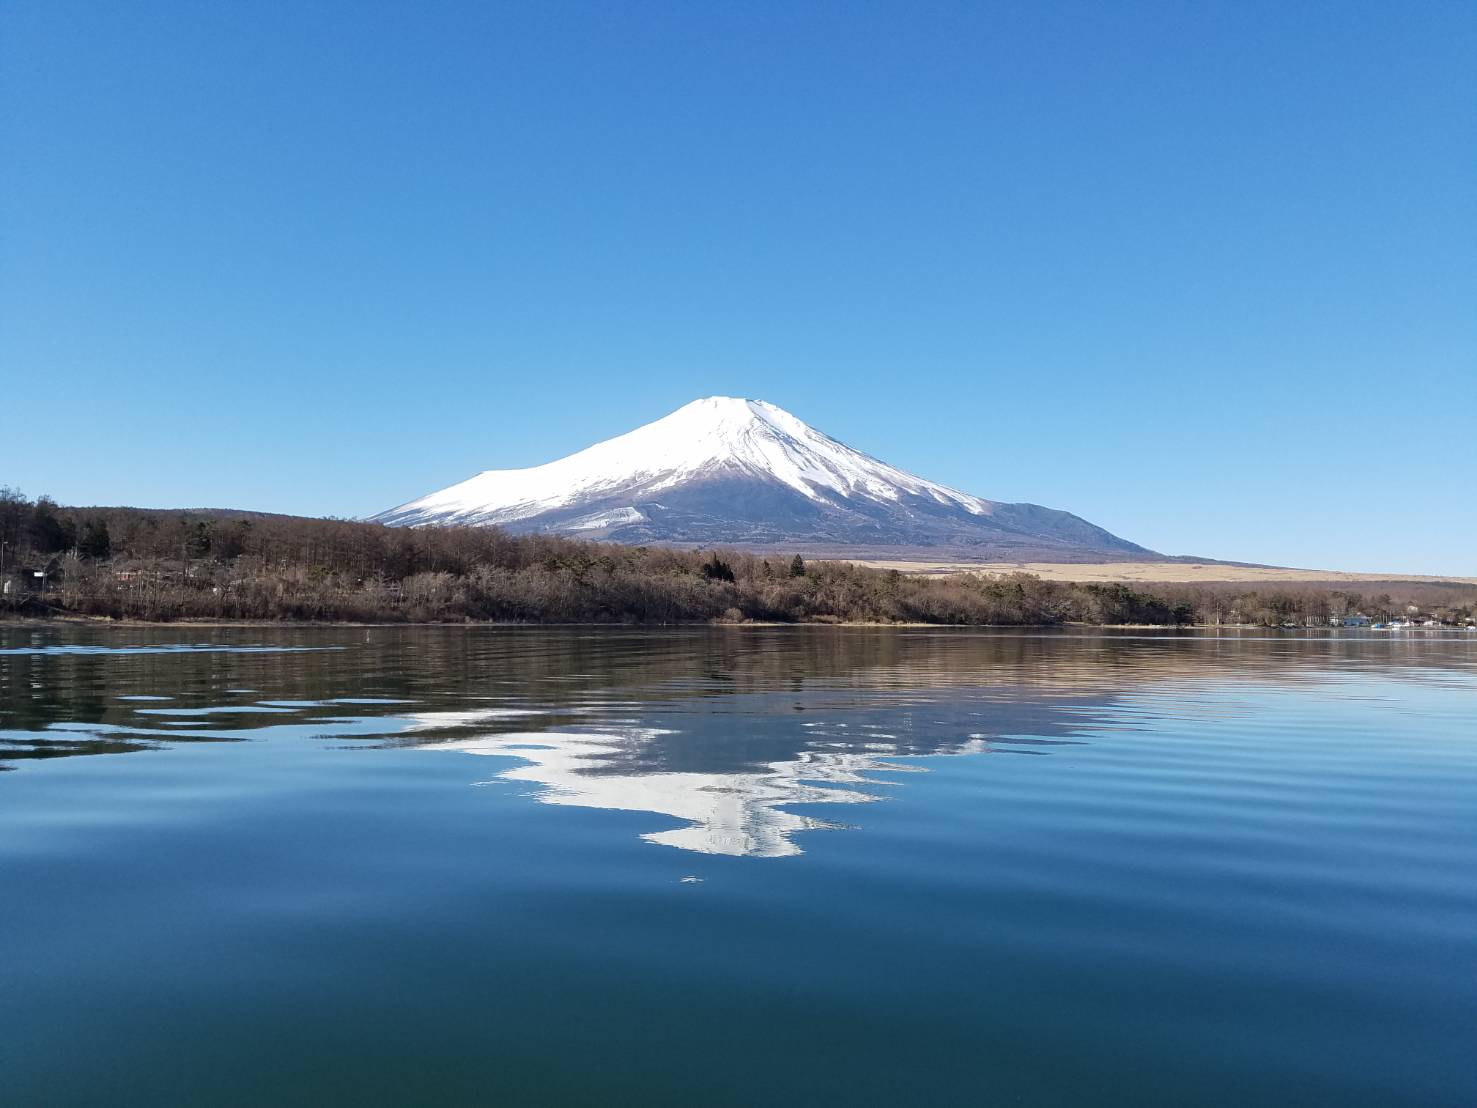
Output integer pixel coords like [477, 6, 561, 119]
[789, 554, 806, 578]
[701, 554, 735, 582]
[27, 497, 71, 554]
[78, 519, 112, 560]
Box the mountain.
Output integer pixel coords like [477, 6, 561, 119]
[372, 397, 1153, 561]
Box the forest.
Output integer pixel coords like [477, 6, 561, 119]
[2, 489, 1473, 627]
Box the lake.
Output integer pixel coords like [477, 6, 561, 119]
[2, 625, 1475, 1105]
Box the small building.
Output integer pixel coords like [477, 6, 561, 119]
[17, 556, 65, 590]
[1329, 615, 1371, 627]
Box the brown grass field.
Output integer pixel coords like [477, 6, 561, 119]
[850, 560, 1477, 586]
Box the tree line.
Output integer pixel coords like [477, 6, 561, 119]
[1, 489, 1472, 626]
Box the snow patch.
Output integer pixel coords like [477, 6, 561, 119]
[564, 506, 646, 531]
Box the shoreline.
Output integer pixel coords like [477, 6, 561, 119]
[5, 615, 1468, 632]
[0, 615, 1187, 630]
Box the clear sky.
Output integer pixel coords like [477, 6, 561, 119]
[3, 2, 1473, 573]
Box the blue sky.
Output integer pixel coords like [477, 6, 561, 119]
[2, 2, 1473, 573]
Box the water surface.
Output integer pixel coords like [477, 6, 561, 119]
[2, 626, 1475, 1105]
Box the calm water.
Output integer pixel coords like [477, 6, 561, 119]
[2, 626, 1475, 1106]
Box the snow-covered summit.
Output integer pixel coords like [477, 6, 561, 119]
[372, 397, 1149, 559]
[378, 397, 990, 528]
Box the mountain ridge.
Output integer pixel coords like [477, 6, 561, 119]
[373, 397, 1154, 560]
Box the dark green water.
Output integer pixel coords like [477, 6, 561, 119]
[2, 625, 1475, 1106]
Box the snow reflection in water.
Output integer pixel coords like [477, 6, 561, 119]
[431, 726, 944, 857]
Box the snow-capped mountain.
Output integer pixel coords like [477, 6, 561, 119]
[373, 397, 1150, 559]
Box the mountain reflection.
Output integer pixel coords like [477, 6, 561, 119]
[412, 684, 1102, 856]
[3, 626, 1474, 856]
[432, 725, 973, 858]
[441, 728, 872, 857]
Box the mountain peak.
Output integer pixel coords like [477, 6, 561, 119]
[665, 396, 798, 434]
[679, 395, 758, 410]
[372, 398, 1150, 560]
